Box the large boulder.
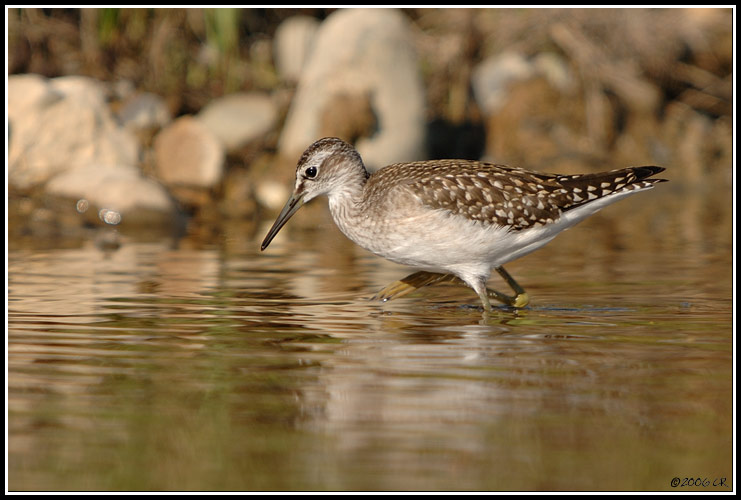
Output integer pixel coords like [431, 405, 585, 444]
[273, 15, 320, 83]
[8, 74, 140, 189]
[278, 8, 426, 170]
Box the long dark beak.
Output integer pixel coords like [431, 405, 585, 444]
[260, 192, 305, 251]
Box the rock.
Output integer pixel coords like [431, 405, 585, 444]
[8, 74, 140, 190]
[117, 92, 172, 132]
[279, 8, 426, 170]
[7, 74, 59, 118]
[255, 180, 290, 211]
[273, 15, 320, 83]
[318, 92, 377, 147]
[45, 163, 178, 228]
[196, 92, 277, 151]
[532, 52, 574, 93]
[153, 116, 225, 206]
[471, 52, 536, 115]
[153, 116, 225, 188]
[49, 75, 108, 108]
[472, 51, 575, 116]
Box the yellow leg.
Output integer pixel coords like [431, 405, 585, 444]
[373, 267, 529, 309]
[372, 271, 458, 302]
[489, 266, 530, 308]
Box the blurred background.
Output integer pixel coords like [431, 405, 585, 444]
[7, 7, 733, 249]
[6, 8, 734, 492]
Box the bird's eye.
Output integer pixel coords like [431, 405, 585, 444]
[304, 166, 318, 179]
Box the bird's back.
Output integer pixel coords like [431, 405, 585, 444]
[363, 160, 666, 231]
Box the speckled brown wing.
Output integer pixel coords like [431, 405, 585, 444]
[553, 166, 667, 212]
[367, 160, 666, 231]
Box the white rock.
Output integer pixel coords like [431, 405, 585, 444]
[7, 74, 60, 119]
[279, 8, 426, 170]
[8, 74, 140, 190]
[533, 52, 575, 93]
[49, 75, 108, 108]
[196, 92, 277, 151]
[273, 15, 320, 83]
[471, 52, 535, 115]
[255, 180, 290, 211]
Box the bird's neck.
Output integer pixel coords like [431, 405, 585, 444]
[327, 166, 370, 238]
[328, 163, 369, 206]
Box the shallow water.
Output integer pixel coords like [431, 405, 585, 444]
[7, 188, 734, 492]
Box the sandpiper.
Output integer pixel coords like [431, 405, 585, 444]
[261, 137, 666, 311]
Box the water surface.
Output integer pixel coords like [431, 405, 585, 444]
[7, 189, 734, 491]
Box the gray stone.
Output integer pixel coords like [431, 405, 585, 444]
[279, 8, 426, 170]
[118, 92, 172, 131]
[196, 92, 277, 151]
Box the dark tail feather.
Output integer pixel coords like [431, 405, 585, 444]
[631, 166, 666, 182]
